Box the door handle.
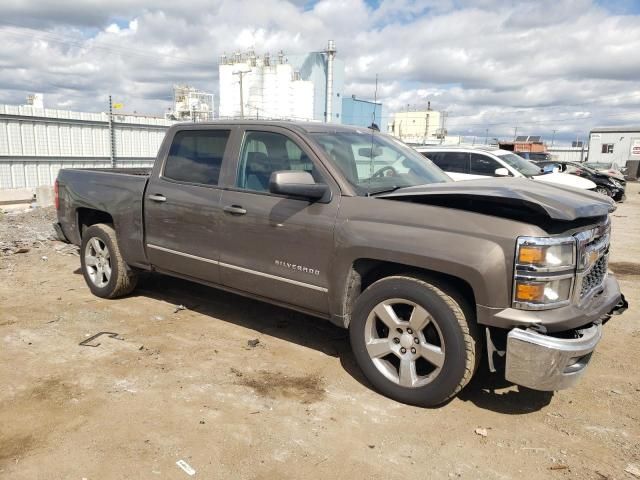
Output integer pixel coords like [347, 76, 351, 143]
[148, 194, 167, 203]
[223, 205, 247, 215]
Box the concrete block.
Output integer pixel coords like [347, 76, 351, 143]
[0, 187, 35, 206]
[36, 186, 55, 207]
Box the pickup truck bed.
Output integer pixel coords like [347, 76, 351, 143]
[56, 168, 150, 268]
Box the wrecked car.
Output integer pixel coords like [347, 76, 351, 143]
[55, 121, 627, 406]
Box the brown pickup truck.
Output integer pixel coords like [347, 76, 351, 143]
[55, 121, 627, 406]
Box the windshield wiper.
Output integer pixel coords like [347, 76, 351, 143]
[367, 185, 404, 196]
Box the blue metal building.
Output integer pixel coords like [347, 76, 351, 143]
[341, 95, 388, 132]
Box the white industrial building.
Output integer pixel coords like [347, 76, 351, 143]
[0, 102, 173, 189]
[219, 50, 315, 121]
[218, 42, 344, 123]
[588, 126, 640, 167]
[167, 85, 214, 122]
[390, 107, 444, 144]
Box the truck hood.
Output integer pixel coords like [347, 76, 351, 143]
[378, 177, 615, 222]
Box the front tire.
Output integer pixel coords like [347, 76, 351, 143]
[80, 223, 138, 298]
[349, 275, 480, 407]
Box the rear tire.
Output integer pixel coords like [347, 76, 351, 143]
[349, 275, 480, 407]
[80, 223, 138, 298]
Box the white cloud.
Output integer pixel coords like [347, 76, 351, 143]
[0, 0, 639, 143]
[105, 23, 120, 34]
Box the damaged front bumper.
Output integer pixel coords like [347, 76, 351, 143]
[504, 295, 628, 391]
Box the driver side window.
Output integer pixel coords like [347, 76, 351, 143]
[470, 153, 502, 176]
[237, 131, 322, 192]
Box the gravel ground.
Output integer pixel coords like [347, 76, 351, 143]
[0, 185, 639, 480]
[0, 207, 57, 255]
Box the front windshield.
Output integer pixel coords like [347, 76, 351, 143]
[585, 162, 613, 170]
[568, 162, 597, 174]
[311, 131, 450, 194]
[497, 153, 543, 177]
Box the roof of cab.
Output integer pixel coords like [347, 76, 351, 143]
[171, 119, 381, 135]
[414, 144, 500, 152]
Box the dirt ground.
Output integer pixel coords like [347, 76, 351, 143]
[1, 185, 639, 480]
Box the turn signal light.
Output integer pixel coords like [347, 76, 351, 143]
[518, 246, 545, 265]
[515, 282, 545, 303]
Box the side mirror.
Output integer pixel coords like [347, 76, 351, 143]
[494, 167, 510, 177]
[269, 171, 329, 200]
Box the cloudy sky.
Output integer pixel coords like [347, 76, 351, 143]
[1, 0, 639, 144]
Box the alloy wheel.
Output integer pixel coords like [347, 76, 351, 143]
[364, 298, 445, 388]
[84, 237, 112, 288]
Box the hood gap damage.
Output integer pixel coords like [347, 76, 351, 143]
[382, 194, 607, 234]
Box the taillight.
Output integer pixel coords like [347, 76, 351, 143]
[54, 180, 59, 210]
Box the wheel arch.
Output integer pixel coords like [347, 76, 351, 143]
[77, 208, 114, 237]
[336, 258, 477, 329]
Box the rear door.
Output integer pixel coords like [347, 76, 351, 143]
[144, 126, 237, 284]
[217, 126, 340, 314]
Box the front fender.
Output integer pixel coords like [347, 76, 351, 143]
[329, 219, 514, 324]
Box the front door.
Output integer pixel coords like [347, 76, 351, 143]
[218, 128, 340, 314]
[144, 127, 235, 284]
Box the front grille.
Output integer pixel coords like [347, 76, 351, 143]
[581, 255, 607, 297]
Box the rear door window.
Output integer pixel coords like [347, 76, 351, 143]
[426, 151, 469, 173]
[469, 153, 502, 176]
[163, 130, 230, 185]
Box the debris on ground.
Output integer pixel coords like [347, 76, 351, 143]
[247, 338, 260, 348]
[173, 304, 187, 313]
[54, 244, 80, 256]
[0, 207, 57, 255]
[626, 464, 640, 478]
[474, 427, 488, 437]
[549, 464, 569, 471]
[79, 332, 123, 347]
[230, 367, 243, 377]
[176, 459, 196, 476]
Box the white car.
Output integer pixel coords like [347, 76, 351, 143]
[415, 146, 597, 190]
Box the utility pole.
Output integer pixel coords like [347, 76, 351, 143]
[513, 126, 518, 141]
[485, 128, 489, 145]
[551, 129, 557, 147]
[440, 111, 448, 145]
[232, 69, 250, 119]
[423, 112, 430, 145]
[324, 40, 337, 123]
[108, 95, 116, 168]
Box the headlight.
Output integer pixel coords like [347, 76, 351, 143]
[513, 236, 576, 310]
[610, 179, 622, 188]
[517, 243, 574, 268]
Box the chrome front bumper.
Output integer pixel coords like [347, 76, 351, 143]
[505, 323, 602, 391]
